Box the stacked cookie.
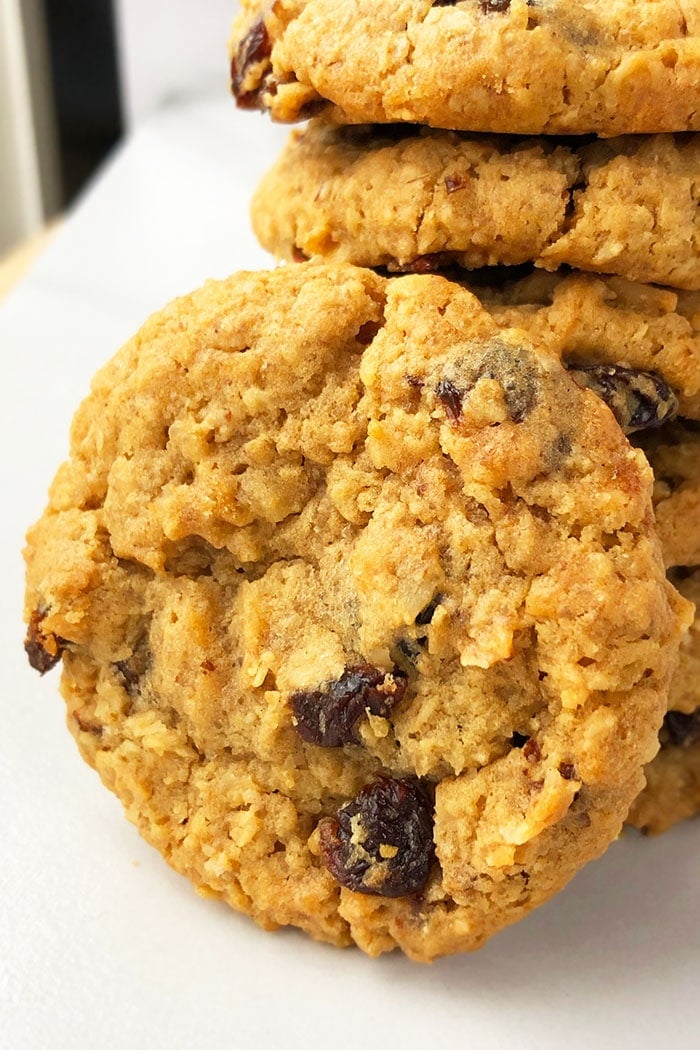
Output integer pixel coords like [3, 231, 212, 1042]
[21, 2, 699, 962]
[231, 0, 700, 837]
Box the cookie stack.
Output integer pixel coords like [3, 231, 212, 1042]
[22, 2, 699, 962]
[232, 0, 700, 838]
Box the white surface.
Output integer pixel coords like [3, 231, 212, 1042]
[1, 94, 699, 1050]
[115, 0, 234, 127]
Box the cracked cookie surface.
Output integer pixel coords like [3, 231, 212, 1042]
[229, 0, 700, 135]
[253, 123, 700, 290]
[23, 263, 690, 960]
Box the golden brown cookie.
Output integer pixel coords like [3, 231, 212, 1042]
[253, 122, 700, 290]
[628, 570, 700, 835]
[633, 422, 700, 570]
[230, 0, 700, 135]
[24, 263, 690, 959]
[472, 270, 700, 423]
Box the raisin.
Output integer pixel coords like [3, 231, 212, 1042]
[523, 738, 541, 762]
[393, 597, 443, 668]
[73, 713, 103, 738]
[558, 762, 577, 780]
[436, 343, 539, 425]
[435, 378, 464, 422]
[290, 665, 408, 747]
[434, 0, 511, 9]
[405, 373, 425, 390]
[24, 609, 65, 674]
[230, 16, 272, 110]
[114, 644, 151, 698]
[660, 710, 700, 749]
[445, 173, 467, 193]
[319, 776, 435, 897]
[567, 364, 678, 434]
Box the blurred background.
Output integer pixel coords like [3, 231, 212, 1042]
[0, 0, 232, 259]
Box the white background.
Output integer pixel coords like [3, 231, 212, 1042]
[1, 93, 699, 1049]
[115, 0, 234, 126]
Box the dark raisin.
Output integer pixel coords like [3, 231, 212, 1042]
[445, 173, 468, 193]
[435, 0, 513, 9]
[436, 345, 539, 424]
[660, 710, 700, 749]
[319, 776, 435, 897]
[393, 597, 442, 668]
[290, 665, 408, 747]
[24, 609, 65, 674]
[73, 713, 103, 738]
[558, 762, 577, 780]
[523, 738, 541, 762]
[114, 639, 151, 698]
[230, 16, 272, 110]
[567, 364, 678, 434]
[434, 1, 531, 14]
[435, 378, 464, 422]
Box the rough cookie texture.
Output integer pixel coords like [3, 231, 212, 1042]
[624, 425, 700, 835]
[478, 287, 700, 835]
[473, 270, 700, 422]
[628, 569, 700, 835]
[253, 123, 700, 289]
[24, 264, 689, 960]
[634, 421, 700, 570]
[229, 0, 700, 135]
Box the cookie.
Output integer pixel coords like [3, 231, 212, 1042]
[229, 0, 700, 135]
[253, 122, 700, 290]
[627, 569, 700, 835]
[23, 263, 690, 960]
[626, 440, 700, 835]
[472, 270, 700, 423]
[634, 421, 700, 570]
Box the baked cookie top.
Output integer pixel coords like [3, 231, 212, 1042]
[24, 263, 690, 960]
[229, 0, 700, 135]
[253, 123, 700, 291]
[473, 270, 700, 422]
